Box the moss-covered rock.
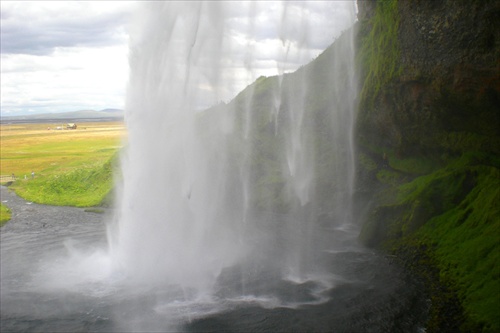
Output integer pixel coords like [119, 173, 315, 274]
[356, 0, 500, 160]
[356, 0, 500, 331]
[199, 28, 358, 216]
[360, 153, 500, 331]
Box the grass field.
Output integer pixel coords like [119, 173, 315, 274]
[1, 121, 126, 208]
[0, 203, 11, 226]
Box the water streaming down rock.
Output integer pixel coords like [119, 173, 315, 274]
[108, 2, 359, 301]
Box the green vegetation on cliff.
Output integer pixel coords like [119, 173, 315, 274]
[360, 153, 499, 332]
[356, 0, 500, 331]
[357, 0, 401, 106]
[199, 28, 358, 215]
[418, 167, 499, 332]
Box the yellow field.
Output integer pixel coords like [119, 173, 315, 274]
[0, 121, 127, 179]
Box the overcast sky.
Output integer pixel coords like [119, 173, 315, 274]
[1, 1, 357, 116]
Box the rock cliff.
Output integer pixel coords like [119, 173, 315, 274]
[355, 0, 499, 331]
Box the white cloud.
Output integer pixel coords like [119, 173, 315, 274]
[1, 44, 129, 114]
[1, 1, 136, 115]
[0, 1, 357, 116]
[1, 1, 133, 55]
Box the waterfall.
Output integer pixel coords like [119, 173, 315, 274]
[108, 1, 358, 299]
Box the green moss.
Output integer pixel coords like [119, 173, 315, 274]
[437, 131, 495, 153]
[358, 0, 402, 107]
[376, 169, 403, 186]
[393, 165, 500, 332]
[415, 166, 500, 332]
[391, 241, 466, 332]
[356, 0, 499, 330]
[362, 152, 500, 331]
[389, 154, 440, 175]
[358, 152, 378, 172]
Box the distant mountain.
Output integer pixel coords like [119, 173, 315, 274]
[1, 109, 124, 123]
[99, 108, 123, 114]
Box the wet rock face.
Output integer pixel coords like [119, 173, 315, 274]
[355, 2, 500, 330]
[357, 0, 500, 158]
[398, 0, 499, 80]
[356, 0, 377, 21]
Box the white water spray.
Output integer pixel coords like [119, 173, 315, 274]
[108, 1, 358, 298]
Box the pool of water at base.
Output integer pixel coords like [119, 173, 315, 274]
[0, 186, 428, 332]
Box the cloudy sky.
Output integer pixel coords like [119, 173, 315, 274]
[1, 1, 357, 116]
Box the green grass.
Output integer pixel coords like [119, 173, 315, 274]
[1, 123, 124, 177]
[11, 155, 119, 207]
[1, 122, 125, 207]
[0, 203, 11, 226]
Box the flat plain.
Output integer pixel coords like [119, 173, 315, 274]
[1, 121, 125, 179]
[0, 121, 126, 207]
